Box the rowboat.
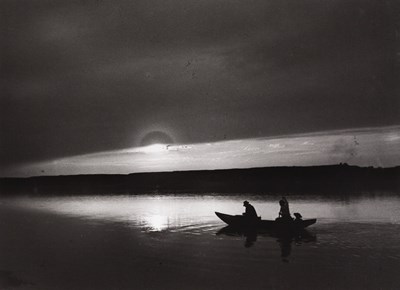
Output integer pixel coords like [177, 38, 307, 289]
[215, 211, 316, 230]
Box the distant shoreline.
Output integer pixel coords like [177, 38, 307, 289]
[1, 164, 399, 195]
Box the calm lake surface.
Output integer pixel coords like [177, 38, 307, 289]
[1, 193, 400, 289]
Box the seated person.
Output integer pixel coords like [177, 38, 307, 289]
[243, 200, 258, 219]
[278, 197, 293, 221]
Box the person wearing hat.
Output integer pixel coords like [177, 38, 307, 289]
[243, 200, 258, 219]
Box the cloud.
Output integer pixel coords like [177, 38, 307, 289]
[268, 143, 285, 149]
[1, 0, 399, 167]
[329, 138, 358, 160]
[2, 125, 398, 177]
[385, 134, 400, 142]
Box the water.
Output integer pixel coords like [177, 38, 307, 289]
[1, 193, 400, 289]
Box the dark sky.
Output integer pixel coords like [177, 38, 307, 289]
[1, 0, 399, 167]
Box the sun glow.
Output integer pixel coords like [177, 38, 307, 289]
[141, 143, 168, 154]
[143, 215, 169, 231]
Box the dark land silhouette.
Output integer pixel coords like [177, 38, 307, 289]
[1, 164, 399, 196]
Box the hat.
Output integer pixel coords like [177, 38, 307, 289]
[243, 200, 249, 205]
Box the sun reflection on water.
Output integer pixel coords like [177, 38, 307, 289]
[142, 215, 170, 232]
[5, 194, 400, 236]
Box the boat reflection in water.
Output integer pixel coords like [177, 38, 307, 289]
[217, 226, 316, 261]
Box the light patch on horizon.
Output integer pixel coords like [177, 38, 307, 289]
[2, 126, 399, 177]
[139, 144, 169, 154]
[385, 133, 400, 142]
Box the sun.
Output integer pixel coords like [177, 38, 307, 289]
[140, 131, 174, 147]
[141, 143, 168, 154]
[136, 130, 175, 154]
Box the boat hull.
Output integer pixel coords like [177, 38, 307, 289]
[215, 212, 316, 230]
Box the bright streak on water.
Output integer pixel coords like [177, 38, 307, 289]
[4, 194, 400, 233]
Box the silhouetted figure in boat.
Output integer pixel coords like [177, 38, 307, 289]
[243, 201, 258, 220]
[278, 197, 293, 221]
